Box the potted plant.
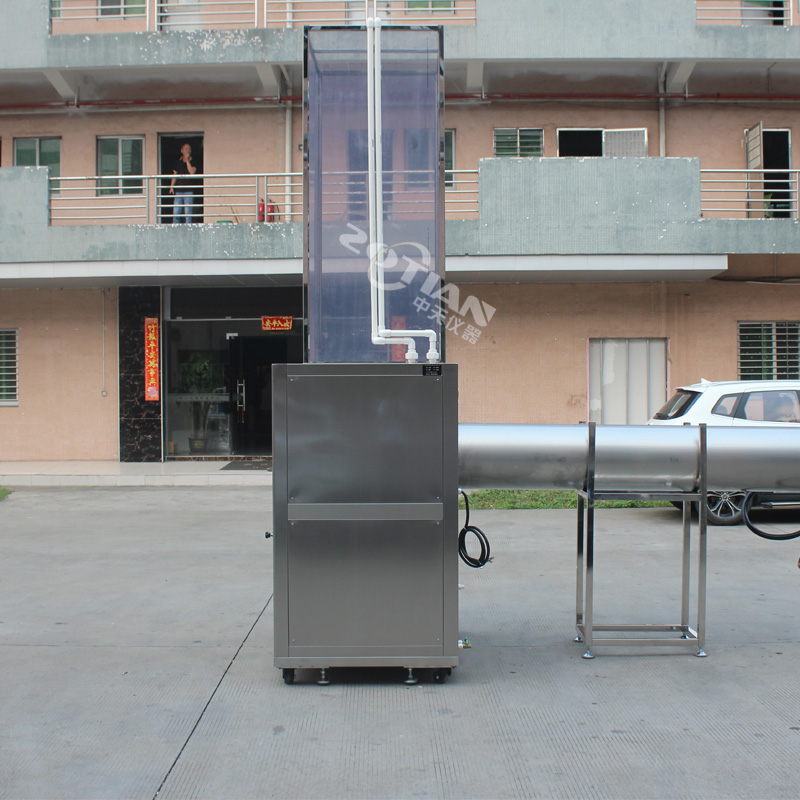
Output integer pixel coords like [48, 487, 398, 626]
[179, 352, 223, 454]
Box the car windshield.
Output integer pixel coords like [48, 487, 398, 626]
[652, 390, 699, 420]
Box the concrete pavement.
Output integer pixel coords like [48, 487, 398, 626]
[1, 487, 799, 799]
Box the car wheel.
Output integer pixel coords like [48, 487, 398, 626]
[706, 490, 747, 526]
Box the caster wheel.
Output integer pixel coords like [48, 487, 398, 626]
[282, 668, 295, 685]
[433, 668, 452, 684]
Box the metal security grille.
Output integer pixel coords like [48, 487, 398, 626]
[0, 330, 19, 404]
[493, 128, 544, 158]
[738, 322, 800, 379]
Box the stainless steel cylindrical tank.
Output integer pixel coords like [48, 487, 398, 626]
[458, 424, 800, 493]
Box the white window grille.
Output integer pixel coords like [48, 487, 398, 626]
[493, 128, 544, 158]
[739, 322, 800, 379]
[0, 330, 19, 406]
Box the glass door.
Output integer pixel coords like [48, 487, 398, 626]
[227, 334, 288, 455]
[164, 320, 232, 456]
[164, 317, 302, 457]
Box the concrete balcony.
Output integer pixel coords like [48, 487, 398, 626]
[2, 158, 799, 287]
[3, 0, 800, 98]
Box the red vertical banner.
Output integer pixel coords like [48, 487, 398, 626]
[144, 317, 160, 402]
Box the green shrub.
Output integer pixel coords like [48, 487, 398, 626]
[459, 489, 670, 510]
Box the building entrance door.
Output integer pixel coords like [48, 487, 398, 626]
[164, 287, 303, 458]
[227, 334, 288, 455]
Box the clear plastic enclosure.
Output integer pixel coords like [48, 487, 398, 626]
[304, 26, 444, 363]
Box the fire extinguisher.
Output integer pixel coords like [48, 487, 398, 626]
[258, 198, 277, 223]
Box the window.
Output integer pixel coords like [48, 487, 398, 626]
[346, 0, 390, 21]
[444, 129, 455, 187]
[739, 322, 800, 379]
[559, 129, 603, 157]
[0, 330, 19, 406]
[347, 130, 392, 221]
[51, 0, 62, 18]
[558, 128, 648, 157]
[742, 391, 800, 422]
[743, 1, 787, 26]
[493, 128, 544, 158]
[99, 0, 145, 16]
[653, 390, 700, 420]
[405, 129, 434, 188]
[407, 1, 453, 9]
[97, 136, 144, 195]
[14, 137, 61, 191]
[712, 394, 740, 417]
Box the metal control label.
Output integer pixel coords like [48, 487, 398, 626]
[422, 364, 443, 376]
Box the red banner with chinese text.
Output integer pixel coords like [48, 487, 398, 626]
[261, 316, 293, 331]
[144, 317, 160, 402]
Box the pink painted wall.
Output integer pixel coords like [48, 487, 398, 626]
[0, 289, 119, 460]
[448, 274, 800, 424]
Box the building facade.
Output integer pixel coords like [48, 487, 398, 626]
[1, 0, 799, 461]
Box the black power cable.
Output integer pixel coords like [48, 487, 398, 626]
[458, 490, 492, 568]
[742, 490, 800, 541]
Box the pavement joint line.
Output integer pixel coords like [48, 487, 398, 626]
[151, 593, 273, 800]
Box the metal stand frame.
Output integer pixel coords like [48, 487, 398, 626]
[575, 423, 708, 658]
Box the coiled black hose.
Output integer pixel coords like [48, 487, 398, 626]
[742, 491, 800, 540]
[458, 490, 492, 568]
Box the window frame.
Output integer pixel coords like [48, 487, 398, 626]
[738, 389, 800, 423]
[556, 127, 648, 157]
[407, 0, 454, 11]
[404, 128, 434, 189]
[738, 321, 800, 379]
[0, 329, 19, 407]
[96, 135, 145, 196]
[493, 128, 544, 158]
[99, 0, 145, 17]
[711, 393, 741, 418]
[13, 137, 62, 191]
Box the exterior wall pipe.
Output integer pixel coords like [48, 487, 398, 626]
[4, 91, 800, 115]
[458, 423, 800, 493]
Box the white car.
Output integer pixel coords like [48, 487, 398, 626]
[648, 379, 800, 524]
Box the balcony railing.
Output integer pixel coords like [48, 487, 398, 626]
[49, 169, 479, 224]
[48, 167, 800, 226]
[696, 0, 794, 26]
[49, 0, 476, 33]
[49, 173, 303, 225]
[700, 169, 799, 219]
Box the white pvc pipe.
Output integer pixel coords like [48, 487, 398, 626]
[366, 19, 416, 358]
[365, 17, 439, 363]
